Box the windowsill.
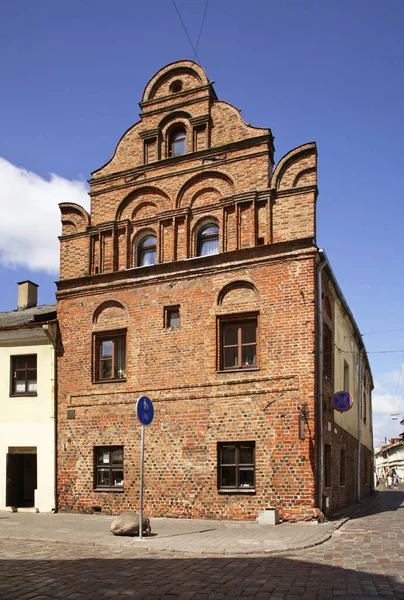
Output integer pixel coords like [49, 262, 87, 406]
[10, 392, 38, 397]
[217, 368, 259, 374]
[218, 488, 256, 494]
[94, 487, 124, 493]
[93, 379, 126, 385]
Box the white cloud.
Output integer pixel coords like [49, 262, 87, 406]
[0, 158, 90, 274]
[372, 379, 404, 446]
[374, 371, 401, 388]
[372, 392, 399, 415]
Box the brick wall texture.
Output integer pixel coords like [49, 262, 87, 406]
[56, 60, 372, 521]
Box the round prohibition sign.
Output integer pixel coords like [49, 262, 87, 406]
[333, 391, 353, 412]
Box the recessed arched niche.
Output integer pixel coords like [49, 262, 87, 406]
[60, 203, 90, 236]
[116, 186, 171, 222]
[131, 201, 158, 221]
[93, 300, 128, 329]
[177, 172, 234, 208]
[217, 281, 259, 310]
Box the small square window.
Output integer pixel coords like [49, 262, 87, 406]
[94, 446, 124, 490]
[11, 355, 37, 396]
[219, 315, 258, 370]
[165, 306, 180, 329]
[94, 331, 126, 382]
[218, 441, 255, 492]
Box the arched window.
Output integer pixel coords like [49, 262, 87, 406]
[137, 235, 157, 266]
[197, 224, 219, 257]
[170, 128, 186, 156]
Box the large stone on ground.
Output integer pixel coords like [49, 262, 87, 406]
[110, 512, 151, 536]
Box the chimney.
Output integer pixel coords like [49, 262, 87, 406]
[17, 280, 38, 310]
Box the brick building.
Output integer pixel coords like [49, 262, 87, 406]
[56, 60, 373, 521]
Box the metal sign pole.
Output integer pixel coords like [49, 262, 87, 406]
[136, 395, 154, 541]
[139, 424, 145, 540]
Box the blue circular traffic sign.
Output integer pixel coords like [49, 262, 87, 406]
[136, 395, 154, 426]
[333, 391, 353, 413]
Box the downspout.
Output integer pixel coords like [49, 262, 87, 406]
[370, 383, 375, 491]
[316, 250, 328, 511]
[357, 349, 363, 501]
[43, 322, 58, 512]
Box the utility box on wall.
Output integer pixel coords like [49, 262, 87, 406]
[257, 507, 280, 525]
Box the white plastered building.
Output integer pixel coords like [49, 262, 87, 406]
[0, 281, 57, 512]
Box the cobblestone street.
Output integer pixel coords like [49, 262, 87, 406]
[1, 490, 403, 600]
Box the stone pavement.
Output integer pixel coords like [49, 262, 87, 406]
[1, 490, 404, 600]
[0, 494, 379, 556]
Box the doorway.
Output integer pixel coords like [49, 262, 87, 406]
[6, 448, 37, 508]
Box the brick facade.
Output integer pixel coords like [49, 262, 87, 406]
[56, 60, 372, 521]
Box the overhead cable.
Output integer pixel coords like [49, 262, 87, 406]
[171, 0, 202, 64]
[194, 0, 209, 61]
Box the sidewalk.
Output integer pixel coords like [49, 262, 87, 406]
[0, 494, 379, 556]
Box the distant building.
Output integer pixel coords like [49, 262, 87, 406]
[0, 281, 57, 512]
[56, 60, 373, 521]
[375, 437, 404, 480]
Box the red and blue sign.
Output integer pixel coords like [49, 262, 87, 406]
[333, 391, 353, 413]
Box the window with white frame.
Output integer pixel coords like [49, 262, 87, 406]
[11, 355, 37, 395]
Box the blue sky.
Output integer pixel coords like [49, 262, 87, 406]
[1, 0, 403, 445]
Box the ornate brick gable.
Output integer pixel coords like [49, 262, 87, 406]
[56, 61, 328, 521]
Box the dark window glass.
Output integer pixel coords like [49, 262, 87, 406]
[344, 360, 349, 393]
[221, 466, 237, 487]
[221, 446, 236, 464]
[138, 235, 156, 266]
[11, 355, 37, 395]
[340, 448, 346, 487]
[224, 324, 238, 346]
[363, 388, 367, 423]
[170, 129, 186, 156]
[239, 468, 254, 487]
[165, 306, 180, 329]
[324, 443, 332, 488]
[94, 446, 124, 490]
[239, 445, 254, 464]
[95, 332, 126, 382]
[323, 324, 333, 382]
[221, 319, 257, 370]
[197, 224, 219, 257]
[218, 442, 255, 491]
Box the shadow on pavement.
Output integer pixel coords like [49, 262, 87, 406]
[347, 490, 404, 521]
[0, 547, 402, 599]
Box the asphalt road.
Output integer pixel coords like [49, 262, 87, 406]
[1, 489, 403, 600]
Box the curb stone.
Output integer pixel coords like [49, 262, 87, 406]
[0, 496, 378, 557]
